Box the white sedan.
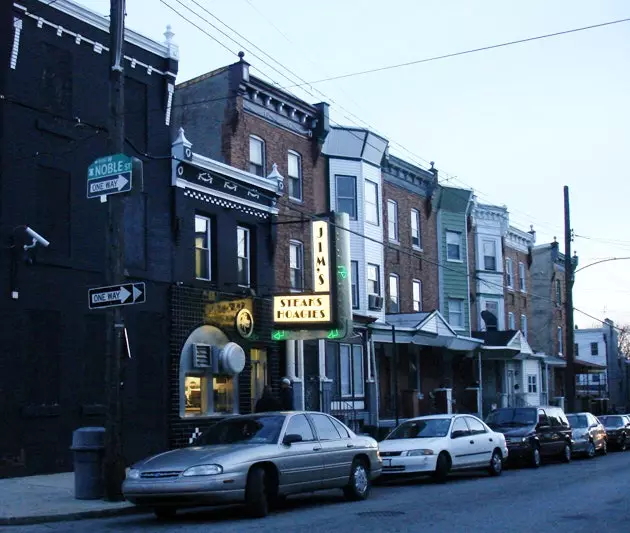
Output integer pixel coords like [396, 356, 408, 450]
[378, 414, 508, 482]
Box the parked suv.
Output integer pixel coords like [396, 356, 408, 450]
[486, 406, 572, 467]
[598, 415, 630, 451]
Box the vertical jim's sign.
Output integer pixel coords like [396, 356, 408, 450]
[272, 212, 352, 340]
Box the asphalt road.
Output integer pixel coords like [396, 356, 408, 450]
[3, 451, 630, 533]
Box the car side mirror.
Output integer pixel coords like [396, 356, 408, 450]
[451, 430, 467, 439]
[282, 433, 303, 446]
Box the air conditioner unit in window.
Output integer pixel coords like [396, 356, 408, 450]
[192, 343, 212, 368]
[368, 294, 383, 310]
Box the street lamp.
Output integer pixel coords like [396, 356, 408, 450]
[573, 257, 630, 275]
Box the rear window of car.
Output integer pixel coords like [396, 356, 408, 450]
[567, 414, 587, 428]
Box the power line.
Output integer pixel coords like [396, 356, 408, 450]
[283, 17, 630, 88]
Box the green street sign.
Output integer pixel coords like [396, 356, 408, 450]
[87, 153, 132, 198]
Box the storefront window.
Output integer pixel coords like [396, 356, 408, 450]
[250, 348, 268, 412]
[184, 375, 206, 415]
[213, 376, 235, 414]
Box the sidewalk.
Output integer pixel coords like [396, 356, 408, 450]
[0, 472, 144, 526]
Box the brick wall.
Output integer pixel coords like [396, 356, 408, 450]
[226, 107, 328, 293]
[552, 266, 567, 356]
[382, 181, 439, 313]
[467, 217, 477, 331]
[503, 245, 532, 332]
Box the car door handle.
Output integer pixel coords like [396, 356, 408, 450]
[489, 438, 493, 442]
[346, 443, 354, 448]
[469, 440, 475, 444]
[313, 446, 322, 451]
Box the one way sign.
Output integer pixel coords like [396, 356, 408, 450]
[88, 282, 146, 310]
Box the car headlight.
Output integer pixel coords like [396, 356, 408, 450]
[182, 464, 223, 477]
[126, 468, 140, 480]
[404, 449, 434, 456]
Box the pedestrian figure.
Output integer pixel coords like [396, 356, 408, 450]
[255, 386, 281, 413]
[279, 377, 294, 411]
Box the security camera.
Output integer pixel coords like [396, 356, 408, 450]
[24, 226, 50, 250]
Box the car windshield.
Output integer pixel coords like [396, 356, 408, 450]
[386, 419, 451, 439]
[486, 408, 537, 428]
[197, 415, 285, 445]
[567, 415, 588, 428]
[600, 416, 623, 428]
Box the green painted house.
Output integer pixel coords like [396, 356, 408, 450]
[435, 186, 474, 336]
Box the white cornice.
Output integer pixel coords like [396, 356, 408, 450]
[33, 0, 177, 59]
[506, 225, 535, 253]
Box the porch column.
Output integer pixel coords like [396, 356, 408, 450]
[286, 340, 304, 410]
[319, 339, 333, 413]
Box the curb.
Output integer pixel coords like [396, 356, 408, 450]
[0, 505, 148, 526]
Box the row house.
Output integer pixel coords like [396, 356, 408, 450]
[574, 326, 608, 407]
[1, 0, 178, 475]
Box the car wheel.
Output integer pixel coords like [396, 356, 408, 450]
[561, 442, 572, 463]
[619, 436, 627, 451]
[530, 445, 541, 468]
[601, 440, 608, 455]
[245, 466, 269, 518]
[154, 507, 177, 521]
[432, 452, 450, 483]
[343, 459, 371, 501]
[586, 441, 596, 458]
[488, 450, 503, 476]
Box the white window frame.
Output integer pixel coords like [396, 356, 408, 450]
[289, 240, 304, 291]
[237, 226, 250, 287]
[287, 150, 302, 201]
[367, 263, 380, 296]
[483, 240, 497, 271]
[557, 326, 563, 356]
[508, 312, 515, 330]
[411, 209, 422, 250]
[447, 298, 464, 329]
[412, 279, 422, 312]
[505, 258, 514, 289]
[195, 215, 211, 280]
[521, 314, 528, 339]
[351, 260, 359, 309]
[389, 273, 399, 313]
[446, 231, 462, 262]
[518, 262, 526, 292]
[527, 374, 538, 394]
[249, 135, 265, 176]
[335, 175, 357, 220]
[387, 200, 399, 242]
[364, 180, 379, 225]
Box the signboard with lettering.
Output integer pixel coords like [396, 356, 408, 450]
[205, 298, 253, 329]
[87, 153, 132, 198]
[273, 294, 332, 325]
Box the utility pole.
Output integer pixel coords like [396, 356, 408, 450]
[103, 0, 126, 501]
[564, 185, 576, 413]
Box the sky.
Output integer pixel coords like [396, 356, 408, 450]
[74, 0, 630, 329]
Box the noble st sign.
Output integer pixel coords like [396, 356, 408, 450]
[88, 282, 146, 310]
[87, 153, 132, 198]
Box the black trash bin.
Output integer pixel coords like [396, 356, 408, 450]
[71, 427, 106, 500]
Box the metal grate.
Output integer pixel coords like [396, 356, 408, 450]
[140, 471, 182, 479]
[192, 343, 211, 368]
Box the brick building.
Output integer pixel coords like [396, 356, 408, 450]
[0, 0, 177, 476]
[172, 53, 330, 413]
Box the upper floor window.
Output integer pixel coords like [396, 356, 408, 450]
[557, 326, 563, 356]
[335, 175, 357, 220]
[555, 279, 562, 305]
[508, 312, 515, 330]
[448, 298, 464, 329]
[367, 263, 380, 296]
[521, 314, 528, 339]
[505, 258, 514, 288]
[413, 279, 422, 312]
[351, 260, 359, 309]
[388, 200, 399, 242]
[518, 262, 526, 292]
[365, 180, 379, 225]
[411, 209, 422, 249]
[483, 240, 497, 271]
[249, 135, 265, 176]
[388, 274, 399, 313]
[591, 342, 599, 356]
[195, 215, 211, 280]
[289, 240, 304, 291]
[340, 344, 364, 398]
[237, 226, 250, 287]
[446, 231, 461, 261]
[287, 151, 302, 201]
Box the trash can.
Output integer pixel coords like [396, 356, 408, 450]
[71, 427, 105, 500]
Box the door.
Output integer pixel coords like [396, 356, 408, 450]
[276, 414, 323, 493]
[303, 341, 320, 411]
[308, 413, 354, 487]
[250, 348, 268, 413]
[448, 417, 475, 468]
[464, 416, 494, 466]
[536, 409, 556, 456]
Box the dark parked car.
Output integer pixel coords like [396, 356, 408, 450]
[598, 415, 630, 451]
[486, 406, 572, 467]
[566, 412, 607, 457]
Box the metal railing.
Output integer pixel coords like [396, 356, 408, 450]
[330, 397, 361, 433]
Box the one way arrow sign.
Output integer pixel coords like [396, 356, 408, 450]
[88, 282, 146, 309]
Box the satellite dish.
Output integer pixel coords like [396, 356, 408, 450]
[481, 310, 498, 330]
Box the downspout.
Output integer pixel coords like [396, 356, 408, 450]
[477, 349, 483, 418]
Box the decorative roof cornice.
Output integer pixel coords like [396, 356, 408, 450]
[382, 154, 437, 197]
[472, 202, 509, 232]
[506, 225, 535, 252]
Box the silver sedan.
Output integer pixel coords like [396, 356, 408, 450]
[122, 411, 381, 519]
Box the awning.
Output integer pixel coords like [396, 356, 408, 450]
[541, 354, 567, 367]
[471, 330, 537, 360]
[574, 359, 607, 373]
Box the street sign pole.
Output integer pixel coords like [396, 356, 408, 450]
[103, 0, 126, 502]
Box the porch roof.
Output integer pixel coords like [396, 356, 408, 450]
[541, 354, 567, 367]
[369, 311, 483, 352]
[471, 330, 539, 360]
